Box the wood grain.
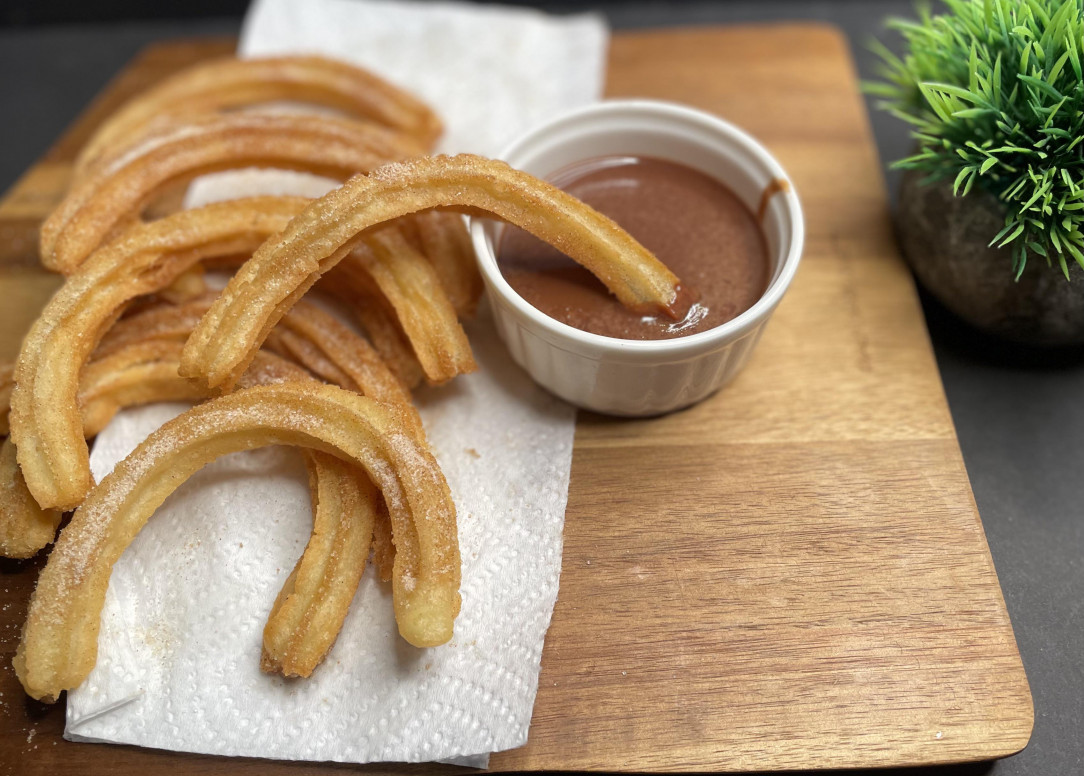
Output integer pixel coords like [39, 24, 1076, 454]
[0, 25, 1032, 774]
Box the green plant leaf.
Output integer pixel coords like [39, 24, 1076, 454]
[1019, 72, 1065, 100]
[998, 223, 1027, 246]
[869, 0, 1084, 283]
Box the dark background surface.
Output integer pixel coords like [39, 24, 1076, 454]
[0, 2, 1080, 776]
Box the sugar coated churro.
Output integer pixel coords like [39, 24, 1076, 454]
[13, 197, 307, 511]
[15, 383, 459, 702]
[182, 154, 682, 390]
[75, 55, 441, 173]
[42, 113, 422, 274]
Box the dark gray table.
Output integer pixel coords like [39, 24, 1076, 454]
[0, 3, 1079, 775]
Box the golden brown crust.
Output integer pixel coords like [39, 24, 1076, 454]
[98, 293, 414, 410]
[261, 451, 378, 678]
[265, 328, 352, 387]
[410, 211, 483, 318]
[12, 197, 306, 511]
[77, 341, 211, 438]
[319, 253, 427, 389]
[94, 294, 217, 359]
[371, 497, 396, 583]
[359, 227, 476, 384]
[0, 438, 62, 560]
[75, 55, 441, 173]
[42, 113, 422, 274]
[278, 300, 416, 408]
[181, 154, 680, 390]
[15, 383, 459, 702]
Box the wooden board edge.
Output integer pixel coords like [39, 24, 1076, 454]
[0, 27, 1036, 772]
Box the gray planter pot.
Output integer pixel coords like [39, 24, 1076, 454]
[896, 169, 1084, 345]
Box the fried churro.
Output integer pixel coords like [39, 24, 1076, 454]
[42, 113, 422, 274]
[409, 211, 483, 318]
[320, 252, 427, 388]
[13, 197, 307, 510]
[359, 227, 475, 384]
[182, 154, 681, 390]
[76, 55, 441, 173]
[15, 383, 459, 702]
[0, 439, 62, 560]
[261, 451, 378, 678]
[0, 339, 312, 561]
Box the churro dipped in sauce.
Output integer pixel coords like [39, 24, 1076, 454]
[497, 155, 769, 340]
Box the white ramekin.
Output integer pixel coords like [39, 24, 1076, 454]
[470, 99, 804, 416]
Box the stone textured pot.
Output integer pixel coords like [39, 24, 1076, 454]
[897, 169, 1084, 345]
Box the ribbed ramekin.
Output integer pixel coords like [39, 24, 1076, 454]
[470, 99, 804, 416]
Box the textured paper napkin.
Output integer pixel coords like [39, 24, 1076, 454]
[239, 0, 608, 155]
[64, 0, 608, 764]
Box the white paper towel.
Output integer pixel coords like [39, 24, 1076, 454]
[239, 0, 608, 155]
[64, 0, 608, 764]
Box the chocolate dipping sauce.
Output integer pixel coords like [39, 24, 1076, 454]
[497, 155, 770, 340]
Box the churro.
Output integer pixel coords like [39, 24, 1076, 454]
[42, 113, 422, 274]
[15, 383, 459, 702]
[408, 211, 483, 318]
[5, 326, 396, 684]
[76, 55, 441, 173]
[275, 300, 415, 409]
[359, 227, 476, 383]
[12, 197, 307, 510]
[93, 295, 217, 359]
[320, 251, 427, 388]
[156, 265, 209, 305]
[261, 451, 378, 678]
[77, 340, 209, 438]
[0, 339, 312, 560]
[182, 154, 681, 390]
[0, 439, 62, 560]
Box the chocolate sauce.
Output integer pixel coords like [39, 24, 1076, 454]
[497, 155, 770, 340]
[757, 177, 791, 222]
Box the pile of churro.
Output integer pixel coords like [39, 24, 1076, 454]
[1, 54, 680, 703]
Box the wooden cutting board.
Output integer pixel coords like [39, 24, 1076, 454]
[0, 25, 1033, 774]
